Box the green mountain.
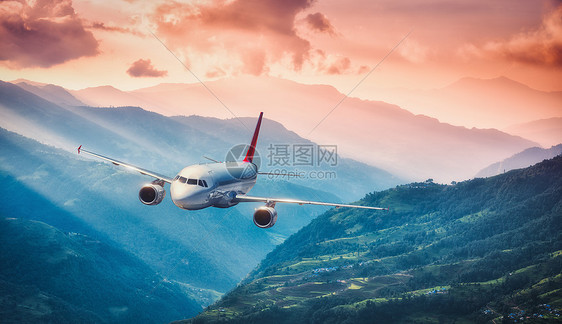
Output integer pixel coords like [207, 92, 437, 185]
[0, 217, 200, 323]
[186, 157, 562, 323]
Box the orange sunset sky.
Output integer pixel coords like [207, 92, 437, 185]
[1, 0, 561, 183]
[1, 0, 561, 95]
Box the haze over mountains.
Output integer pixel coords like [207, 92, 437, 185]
[16, 76, 548, 183]
[14, 80, 86, 107]
[475, 144, 562, 178]
[0, 80, 398, 201]
[0, 79, 401, 319]
[505, 117, 562, 148]
[369, 76, 562, 130]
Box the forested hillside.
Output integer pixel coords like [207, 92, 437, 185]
[186, 157, 562, 323]
[0, 218, 200, 323]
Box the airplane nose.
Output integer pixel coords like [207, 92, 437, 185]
[174, 184, 196, 198]
[171, 182, 205, 207]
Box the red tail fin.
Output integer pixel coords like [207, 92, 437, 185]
[243, 112, 263, 163]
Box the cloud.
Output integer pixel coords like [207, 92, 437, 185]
[325, 57, 351, 74]
[304, 12, 336, 35]
[305, 50, 358, 75]
[89, 21, 141, 35]
[357, 65, 370, 74]
[398, 39, 429, 63]
[241, 50, 269, 76]
[476, 4, 562, 67]
[126, 59, 168, 77]
[206, 67, 227, 79]
[0, 0, 99, 68]
[151, 0, 316, 74]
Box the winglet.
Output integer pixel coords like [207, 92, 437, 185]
[77, 145, 82, 154]
[243, 112, 263, 163]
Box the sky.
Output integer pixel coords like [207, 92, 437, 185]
[0, 0, 561, 94]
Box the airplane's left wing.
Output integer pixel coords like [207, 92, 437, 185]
[234, 194, 388, 210]
[77, 146, 174, 183]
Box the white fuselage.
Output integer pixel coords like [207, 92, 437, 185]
[170, 161, 258, 210]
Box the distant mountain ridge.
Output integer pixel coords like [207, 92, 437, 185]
[370, 76, 562, 130]
[504, 117, 562, 148]
[15, 81, 86, 107]
[8, 77, 540, 182]
[186, 156, 562, 323]
[1, 80, 400, 200]
[476, 144, 562, 177]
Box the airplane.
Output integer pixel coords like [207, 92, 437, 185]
[77, 112, 387, 228]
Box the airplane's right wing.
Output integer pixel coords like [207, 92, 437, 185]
[234, 194, 388, 210]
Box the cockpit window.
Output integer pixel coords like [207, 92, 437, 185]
[177, 177, 208, 187]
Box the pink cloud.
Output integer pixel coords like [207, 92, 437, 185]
[206, 67, 227, 79]
[0, 0, 99, 68]
[89, 21, 141, 35]
[357, 65, 370, 74]
[326, 57, 351, 74]
[241, 50, 269, 76]
[151, 0, 317, 73]
[476, 4, 562, 67]
[126, 59, 168, 77]
[304, 12, 336, 35]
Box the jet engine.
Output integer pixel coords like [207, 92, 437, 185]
[139, 182, 166, 205]
[253, 206, 278, 228]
